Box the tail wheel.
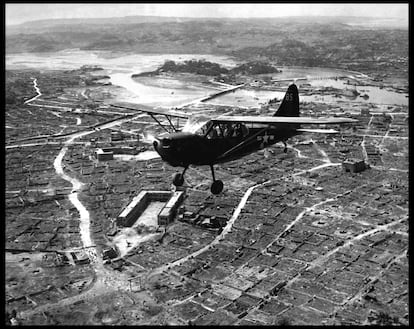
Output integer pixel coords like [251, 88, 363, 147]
[211, 180, 224, 195]
[173, 173, 184, 186]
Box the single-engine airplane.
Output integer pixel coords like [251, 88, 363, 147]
[111, 84, 357, 194]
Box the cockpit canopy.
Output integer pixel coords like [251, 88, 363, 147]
[182, 115, 249, 139]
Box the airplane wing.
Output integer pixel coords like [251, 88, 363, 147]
[110, 101, 190, 119]
[213, 115, 358, 125]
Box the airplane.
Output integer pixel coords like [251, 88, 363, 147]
[111, 84, 357, 194]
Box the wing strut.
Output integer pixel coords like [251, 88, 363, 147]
[110, 102, 189, 133]
[148, 114, 171, 133]
[165, 115, 178, 132]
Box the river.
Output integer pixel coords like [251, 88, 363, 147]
[6, 49, 408, 108]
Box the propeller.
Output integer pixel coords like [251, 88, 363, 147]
[140, 133, 159, 145]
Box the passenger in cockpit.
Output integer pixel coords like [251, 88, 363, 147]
[224, 123, 234, 137]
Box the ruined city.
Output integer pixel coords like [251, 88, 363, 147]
[5, 4, 409, 326]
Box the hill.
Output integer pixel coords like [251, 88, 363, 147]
[5, 16, 408, 77]
[133, 60, 281, 77]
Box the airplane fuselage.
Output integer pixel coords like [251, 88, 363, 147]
[153, 124, 300, 167]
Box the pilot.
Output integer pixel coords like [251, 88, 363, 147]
[210, 127, 219, 138]
[233, 124, 242, 137]
[215, 125, 222, 137]
[207, 124, 221, 139]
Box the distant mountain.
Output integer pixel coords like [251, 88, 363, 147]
[5, 15, 408, 76]
[6, 16, 198, 34]
[5, 16, 357, 54]
[7, 15, 407, 33]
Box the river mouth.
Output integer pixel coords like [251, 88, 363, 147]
[113, 67, 408, 108]
[6, 50, 408, 107]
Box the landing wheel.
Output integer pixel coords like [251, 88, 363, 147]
[211, 180, 224, 195]
[173, 166, 188, 187]
[283, 141, 288, 153]
[173, 173, 184, 186]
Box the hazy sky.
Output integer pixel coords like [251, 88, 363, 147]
[6, 3, 409, 26]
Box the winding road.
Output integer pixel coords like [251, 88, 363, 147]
[53, 135, 93, 248]
[150, 178, 272, 276]
[361, 115, 374, 163]
[25, 77, 145, 257]
[19, 78, 150, 320]
[24, 78, 42, 104]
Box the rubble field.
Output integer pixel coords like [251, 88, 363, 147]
[5, 66, 408, 325]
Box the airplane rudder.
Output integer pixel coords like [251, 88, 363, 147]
[274, 83, 299, 117]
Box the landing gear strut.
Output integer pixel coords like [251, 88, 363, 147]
[173, 166, 188, 187]
[283, 141, 288, 153]
[173, 165, 224, 194]
[210, 165, 223, 195]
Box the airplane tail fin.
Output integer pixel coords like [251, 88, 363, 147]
[274, 84, 299, 117]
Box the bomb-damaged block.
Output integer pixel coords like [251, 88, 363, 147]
[224, 294, 262, 317]
[192, 309, 237, 325]
[259, 298, 290, 315]
[172, 300, 211, 322]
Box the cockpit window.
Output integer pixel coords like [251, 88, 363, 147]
[182, 116, 249, 139]
[222, 123, 249, 138]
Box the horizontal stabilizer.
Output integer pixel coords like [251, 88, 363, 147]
[296, 128, 339, 134]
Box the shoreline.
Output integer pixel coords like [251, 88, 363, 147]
[5, 51, 408, 108]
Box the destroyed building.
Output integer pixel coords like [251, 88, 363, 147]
[342, 158, 367, 173]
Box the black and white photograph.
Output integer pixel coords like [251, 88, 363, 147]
[5, 2, 408, 325]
